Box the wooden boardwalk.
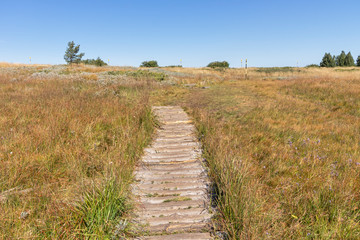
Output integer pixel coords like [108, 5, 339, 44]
[132, 106, 213, 239]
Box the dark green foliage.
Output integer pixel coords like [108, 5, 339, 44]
[336, 51, 346, 66]
[207, 61, 230, 68]
[320, 53, 336, 67]
[140, 60, 159, 67]
[64, 41, 85, 64]
[306, 64, 320, 68]
[357, 56, 360, 67]
[344, 52, 355, 66]
[82, 57, 108, 66]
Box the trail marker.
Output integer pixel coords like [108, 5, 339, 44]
[245, 59, 248, 79]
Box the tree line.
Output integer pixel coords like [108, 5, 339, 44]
[64, 41, 231, 68]
[320, 51, 360, 67]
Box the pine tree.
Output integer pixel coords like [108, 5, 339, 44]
[320, 53, 336, 67]
[344, 52, 355, 66]
[336, 51, 346, 66]
[357, 56, 360, 67]
[64, 41, 85, 64]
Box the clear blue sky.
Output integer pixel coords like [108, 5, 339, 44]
[0, 0, 359, 67]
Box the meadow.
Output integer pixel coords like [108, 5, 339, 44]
[1, 63, 360, 239]
[0, 64, 154, 239]
[152, 66, 360, 239]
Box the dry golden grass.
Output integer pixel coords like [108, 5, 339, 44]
[1, 63, 360, 239]
[151, 66, 360, 239]
[0, 62, 50, 68]
[0, 65, 154, 239]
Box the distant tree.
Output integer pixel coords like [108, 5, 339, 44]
[336, 51, 346, 66]
[140, 60, 158, 67]
[357, 56, 360, 67]
[64, 41, 84, 64]
[207, 61, 230, 68]
[320, 53, 336, 67]
[344, 52, 355, 66]
[82, 57, 107, 66]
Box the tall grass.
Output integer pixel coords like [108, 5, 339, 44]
[2, 63, 360, 239]
[181, 78, 360, 239]
[148, 69, 360, 239]
[0, 66, 154, 239]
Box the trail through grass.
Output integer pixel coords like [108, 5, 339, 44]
[151, 71, 360, 239]
[2, 64, 360, 239]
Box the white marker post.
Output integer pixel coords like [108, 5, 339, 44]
[245, 59, 248, 79]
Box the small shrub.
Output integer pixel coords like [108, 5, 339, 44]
[82, 57, 108, 67]
[207, 61, 229, 68]
[140, 60, 159, 68]
[305, 64, 320, 68]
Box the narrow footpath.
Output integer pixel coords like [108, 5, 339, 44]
[133, 106, 213, 239]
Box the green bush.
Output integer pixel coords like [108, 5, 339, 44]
[82, 57, 108, 67]
[305, 64, 320, 68]
[140, 60, 159, 68]
[357, 56, 360, 67]
[207, 61, 229, 68]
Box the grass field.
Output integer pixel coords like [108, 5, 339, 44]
[1, 63, 360, 239]
[0, 64, 154, 239]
